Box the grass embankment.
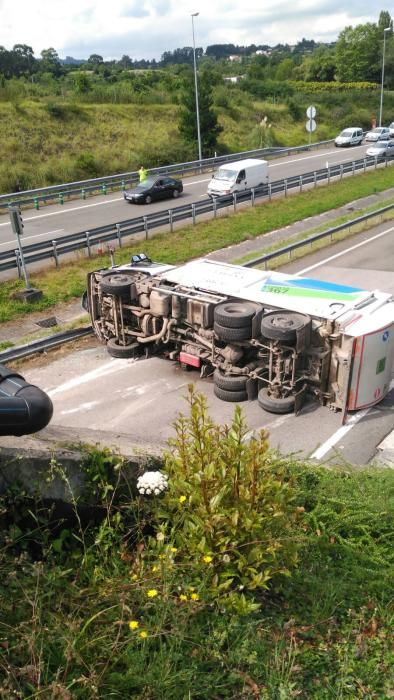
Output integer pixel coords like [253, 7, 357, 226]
[1, 394, 393, 698]
[1, 165, 394, 332]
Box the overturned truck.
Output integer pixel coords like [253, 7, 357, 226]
[86, 255, 394, 415]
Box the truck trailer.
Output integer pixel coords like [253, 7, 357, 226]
[86, 254, 394, 416]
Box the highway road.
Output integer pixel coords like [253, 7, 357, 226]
[0, 143, 372, 251]
[20, 222, 394, 467]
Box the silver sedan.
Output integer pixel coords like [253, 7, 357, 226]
[366, 140, 394, 158]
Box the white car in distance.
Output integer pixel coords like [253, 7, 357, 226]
[366, 140, 394, 158]
[364, 126, 391, 141]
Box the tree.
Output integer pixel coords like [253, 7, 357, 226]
[378, 10, 393, 32]
[88, 54, 104, 65]
[40, 47, 62, 76]
[178, 70, 223, 156]
[301, 46, 336, 82]
[335, 24, 381, 82]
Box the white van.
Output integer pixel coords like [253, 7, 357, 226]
[207, 158, 269, 197]
[334, 127, 363, 147]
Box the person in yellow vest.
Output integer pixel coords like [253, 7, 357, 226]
[139, 165, 148, 183]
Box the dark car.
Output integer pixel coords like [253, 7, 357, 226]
[124, 176, 183, 204]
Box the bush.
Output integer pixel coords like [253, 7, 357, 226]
[141, 387, 302, 614]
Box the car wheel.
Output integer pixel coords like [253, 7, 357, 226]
[173, 189, 180, 198]
[107, 338, 140, 359]
[214, 322, 252, 342]
[213, 385, 248, 403]
[145, 195, 152, 204]
[100, 272, 136, 298]
[214, 301, 259, 328]
[257, 387, 295, 414]
[213, 369, 248, 391]
[261, 311, 311, 343]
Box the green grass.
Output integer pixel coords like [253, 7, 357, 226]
[1, 164, 394, 325]
[1, 426, 393, 698]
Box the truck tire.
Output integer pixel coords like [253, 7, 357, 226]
[213, 369, 248, 391]
[214, 301, 258, 328]
[100, 273, 135, 297]
[107, 338, 140, 359]
[257, 387, 295, 414]
[261, 311, 311, 343]
[214, 322, 252, 342]
[214, 385, 248, 402]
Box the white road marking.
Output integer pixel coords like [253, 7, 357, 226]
[296, 225, 394, 275]
[311, 378, 394, 460]
[47, 358, 132, 397]
[0, 228, 64, 248]
[60, 401, 99, 415]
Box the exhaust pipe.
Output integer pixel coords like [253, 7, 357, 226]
[0, 364, 53, 436]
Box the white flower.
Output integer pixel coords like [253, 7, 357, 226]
[136, 471, 169, 496]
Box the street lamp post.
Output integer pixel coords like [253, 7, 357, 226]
[191, 12, 202, 162]
[379, 27, 390, 127]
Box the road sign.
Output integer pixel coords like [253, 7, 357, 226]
[306, 105, 316, 119]
[305, 119, 317, 133]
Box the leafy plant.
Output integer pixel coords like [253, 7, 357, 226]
[144, 386, 302, 613]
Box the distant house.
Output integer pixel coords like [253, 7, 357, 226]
[224, 76, 244, 83]
[228, 55, 242, 62]
[255, 49, 272, 57]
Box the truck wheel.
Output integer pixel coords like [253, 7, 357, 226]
[261, 311, 311, 343]
[214, 322, 252, 341]
[257, 387, 295, 414]
[214, 301, 259, 328]
[214, 385, 248, 402]
[107, 338, 140, 359]
[213, 369, 248, 391]
[100, 273, 135, 297]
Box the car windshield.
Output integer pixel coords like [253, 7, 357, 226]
[339, 129, 353, 137]
[137, 177, 157, 189]
[372, 142, 387, 149]
[214, 169, 237, 182]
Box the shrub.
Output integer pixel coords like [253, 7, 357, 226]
[142, 387, 302, 614]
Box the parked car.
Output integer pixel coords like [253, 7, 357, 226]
[366, 140, 394, 158]
[389, 122, 394, 137]
[334, 127, 363, 147]
[124, 176, 183, 204]
[364, 127, 391, 142]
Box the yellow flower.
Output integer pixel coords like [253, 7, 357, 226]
[152, 565, 158, 572]
[179, 594, 188, 601]
[191, 593, 199, 601]
[170, 547, 178, 553]
[188, 586, 195, 592]
[203, 555, 213, 564]
[128, 620, 139, 630]
[179, 495, 187, 503]
[130, 573, 138, 580]
[147, 589, 158, 598]
[139, 630, 148, 639]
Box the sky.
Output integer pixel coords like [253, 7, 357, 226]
[0, 0, 382, 61]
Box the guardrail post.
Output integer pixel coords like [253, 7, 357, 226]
[233, 194, 237, 213]
[251, 188, 255, 206]
[192, 204, 196, 224]
[284, 179, 288, 197]
[121, 179, 126, 191]
[85, 231, 91, 257]
[313, 172, 317, 188]
[327, 167, 330, 185]
[52, 240, 59, 267]
[299, 175, 303, 193]
[352, 161, 355, 176]
[81, 189, 86, 200]
[116, 224, 122, 247]
[58, 192, 64, 205]
[34, 197, 40, 210]
[143, 215, 148, 239]
[169, 209, 173, 232]
[102, 184, 107, 195]
[340, 164, 343, 180]
[268, 183, 272, 201]
[213, 197, 217, 218]
[15, 249, 22, 279]
[363, 158, 367, 173]
[374, 156, 378, 170]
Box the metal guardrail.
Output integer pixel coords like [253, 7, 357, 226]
[0, 327, 93, 363]
[2, 153, 393, 277]
[0, 140, 336, 211]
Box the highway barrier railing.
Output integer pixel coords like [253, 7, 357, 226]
[1, 153, 393, 277]
[0, 139, 337, 212]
